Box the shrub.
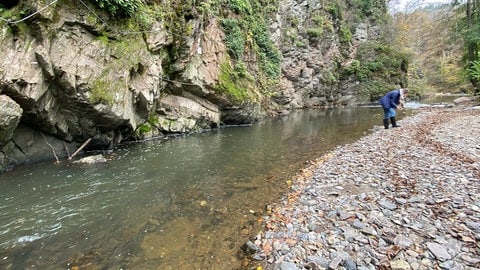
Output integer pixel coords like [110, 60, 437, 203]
[221, 18, 245, 60]
[467, 60, 480, 81]
[227, 0, 253, 15]
[306, 27, 323, 38]
[326, 3, 342, 20]
[249, 17, 281, 78]
[91, 0, 142, 17]
[339, 24, 352, 44]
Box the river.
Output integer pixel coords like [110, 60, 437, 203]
[0, 107, 407, 270]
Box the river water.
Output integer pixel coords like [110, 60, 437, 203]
[0, 107, 405, 270]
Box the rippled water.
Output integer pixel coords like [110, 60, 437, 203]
[0, 108, 392, 269]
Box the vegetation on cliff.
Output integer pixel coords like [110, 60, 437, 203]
[0, 0, 405, 105]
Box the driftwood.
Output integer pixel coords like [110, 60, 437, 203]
[63, 141, 71, 158]
[40, 132, 59, 163]
[68, 138, 92, 161]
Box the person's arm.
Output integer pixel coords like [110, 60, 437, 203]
[389, 92, 398, 109]
[392, 91, 402, 108]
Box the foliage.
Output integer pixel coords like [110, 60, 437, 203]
[248, 16, 281, 78]
[220, 1, 281, 80]
[234, 61, 255, 81]
[91, 0, 143, 17]
[197, 0, 221, 23]
[457, 0, 480, 93]
[95, 35, 109, 45]
[344, 41, 409, 101]
[326, 3, 342, 20]
[136, 123, 152, 135]
[288, 15, 300, 27]
[338, 24, 352, 44]
[306, 27, 323, 38]
[312, 15, 325, 26]
[391, 5, 471, 94]
[346, 0, 385, 22]
[227, 0, 252, 15]
[216, 61, 254, 102]
[345, 60, 368, 80]
[467, 60, 480, 81]
[306, 14, 326, 38]
[221, 18, 245, 60]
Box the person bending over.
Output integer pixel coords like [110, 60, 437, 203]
[379, 88, 408, 129]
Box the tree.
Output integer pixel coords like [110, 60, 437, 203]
[389, 1, 470, 96]
[463, 0, 480, 93]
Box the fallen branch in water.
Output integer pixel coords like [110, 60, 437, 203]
[63, 141, 71, 159]
[40, 132, 59, 163]
[68, 138, 92, 161]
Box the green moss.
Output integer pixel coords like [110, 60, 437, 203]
[295, 39, 307, 47]
[326, 3, 342, 20]
[306, 27, 323, 38]
[339, 24, 352, 44]
[288, 15, 300, 27]
[0, 9, 13, 20]
[148, 114, 159, 126]
[90, 79, 117, 105]
[312, 15, 324, 26]
[109, 37, 145, 68]
[136, 123, 152, 135]
[95, 35, 109, 45]
[88, 34, 148, 105]
[215, 61, 253, 102]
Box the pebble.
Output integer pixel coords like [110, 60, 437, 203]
[248, 107, 480, 270]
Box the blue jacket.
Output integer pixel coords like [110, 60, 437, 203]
[379, 89, 401, 109]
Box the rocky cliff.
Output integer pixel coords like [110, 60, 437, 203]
[0, 0, 406, 172]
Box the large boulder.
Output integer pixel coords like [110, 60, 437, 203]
[0, 95, 23, 146]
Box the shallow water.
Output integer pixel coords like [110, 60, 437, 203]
[0, 107, 390, 269]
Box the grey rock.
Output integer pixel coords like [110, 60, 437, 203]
[0, 95, 23, 144]
[378, 199, 397, 210]
[73, 154, 107, 164]
[329, 256, 343, 269]
[465, 221, 480, 231]
[426, 242, 452, 261]
[394, 235, 414, 248]
[353, 219, 367, 229]
[390, 259, 411, 270]
[274, 261, 299, 270]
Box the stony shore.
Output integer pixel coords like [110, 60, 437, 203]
[248, 105, 480, 270]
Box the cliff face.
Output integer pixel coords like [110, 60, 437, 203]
[0, 0, 402, 171]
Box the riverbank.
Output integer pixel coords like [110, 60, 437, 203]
[249, 105, 480, 270]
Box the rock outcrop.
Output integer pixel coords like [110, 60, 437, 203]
[0, 0, 399, 172]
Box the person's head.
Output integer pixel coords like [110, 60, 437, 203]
[401, 88, 409, 97]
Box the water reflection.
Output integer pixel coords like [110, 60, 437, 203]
[0, 108, 382, 269]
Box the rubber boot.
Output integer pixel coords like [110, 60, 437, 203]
[390, 117, 400, 128]
[383, 119, 389, 129]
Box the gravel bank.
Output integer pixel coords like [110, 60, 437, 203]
[249, 107, 480, 270]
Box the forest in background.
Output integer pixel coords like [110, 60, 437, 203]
[389, 0, 480, 98]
